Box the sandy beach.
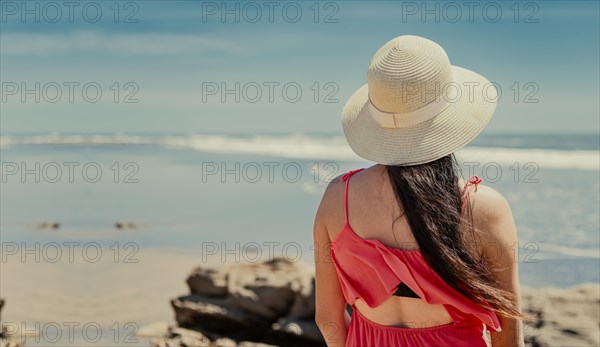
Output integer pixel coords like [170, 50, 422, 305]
[0, 248, 234, 345]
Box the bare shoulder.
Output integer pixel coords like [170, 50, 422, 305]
[467, 184, 517, 250]
[314, 174, 346, 226]
[469, 183, 513, 224]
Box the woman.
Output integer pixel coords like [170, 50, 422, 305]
[313, 35, 526, 346]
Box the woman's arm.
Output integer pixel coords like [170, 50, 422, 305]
[474, 186, 525, 347]
[314, 181, 348, 347]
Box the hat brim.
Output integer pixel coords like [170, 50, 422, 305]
[342, 66, 497, 166]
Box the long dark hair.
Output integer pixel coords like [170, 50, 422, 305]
[386, 154, 525, 320]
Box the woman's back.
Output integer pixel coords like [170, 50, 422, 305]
[324, 165, 486, 328]
[332, 166, 419, 251]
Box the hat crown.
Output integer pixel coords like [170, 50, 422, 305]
[367, 35, 453, 114]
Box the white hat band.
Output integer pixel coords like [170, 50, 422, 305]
[368, 95, 450, 129]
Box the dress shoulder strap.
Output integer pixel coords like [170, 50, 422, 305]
[341, 168, 365, 223]
[461, 175, 482, 210]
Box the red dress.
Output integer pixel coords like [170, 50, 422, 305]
[330, 169, 501, 346]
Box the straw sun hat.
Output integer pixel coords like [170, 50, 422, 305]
[342, 35, 498, 166]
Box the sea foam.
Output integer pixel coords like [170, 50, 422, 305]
[1, 134, 598, 171]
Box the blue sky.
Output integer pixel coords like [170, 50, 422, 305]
[0, 0, 598, 134]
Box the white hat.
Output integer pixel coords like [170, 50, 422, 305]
[342, 35, 497, 166]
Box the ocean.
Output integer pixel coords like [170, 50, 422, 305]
[1, 133, 599, 288]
